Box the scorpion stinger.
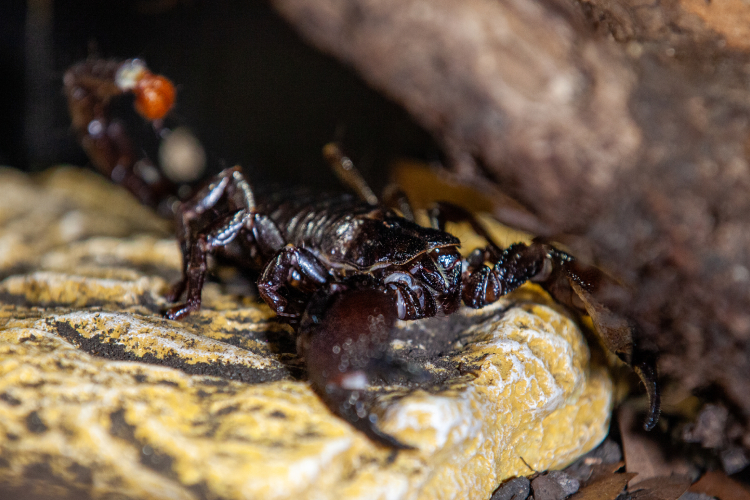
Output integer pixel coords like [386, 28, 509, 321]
[64, 58, 180, 216]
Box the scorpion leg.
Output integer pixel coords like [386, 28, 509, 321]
[381, 185, 417, 222]
[257, 246, 330, 320]
[323, 142, 418, 221]
[432, 202, 661, 430]
[166, 208, 255, 320]
[299, 280, 419, 449]
[532, 245, 661, 430]
[168, 168, 239, 300]
[322, 143, 379, 206]
[166, 167, 258, 319]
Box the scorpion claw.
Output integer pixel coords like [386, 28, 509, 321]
[299, 281, 415, 449]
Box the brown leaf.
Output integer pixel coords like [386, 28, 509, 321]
[568, 472, 636, 500]
[689, 470, 750, 500]
[587, 461, 625, 485]
[565, 439, 623, 484]
[619, 405, 695, 487]
[627, 475, 692, 500]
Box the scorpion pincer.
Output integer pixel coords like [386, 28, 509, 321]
[64, 57, 661, 448]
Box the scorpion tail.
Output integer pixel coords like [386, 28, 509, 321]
[64, 58, 182, 216]
[298, 279, 417, 449]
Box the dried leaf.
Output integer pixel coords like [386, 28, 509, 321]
[689, 470, 750, 500]
[565, 439, 623, 484]
[627, 474, 692, 500]
[587, 461, 625, 485]
[568, 472, 636, 500]
[619, 405, 695, 487]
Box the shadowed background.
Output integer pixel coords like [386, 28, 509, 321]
[0, 0, 438, 191]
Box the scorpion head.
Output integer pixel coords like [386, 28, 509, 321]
[324, 207, 463, 320]
[382, 244, 463, 320]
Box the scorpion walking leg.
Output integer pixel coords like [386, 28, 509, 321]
[429, 201, 498, 243]
[167, 168, 237, 301]
[323, 142, 417, 221]
[166, 209, 255, 320]
[167, 167, 258, 319]
[381, 185, 416, 222]
[322, 143, 379, 206]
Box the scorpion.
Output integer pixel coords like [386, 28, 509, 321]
[64, 58, 660, 448]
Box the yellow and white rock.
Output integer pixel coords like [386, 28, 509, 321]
[0, 167, 613, 500]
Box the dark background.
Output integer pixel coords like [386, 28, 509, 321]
[0, 0, 439, 191]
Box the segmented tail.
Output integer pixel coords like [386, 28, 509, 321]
[64, 58, 183, 216]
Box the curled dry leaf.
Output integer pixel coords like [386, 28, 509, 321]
[568, 472, 636, 500]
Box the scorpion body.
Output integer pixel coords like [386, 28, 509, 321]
[168, 174, 463, 324]
[64, 58, 660, 448]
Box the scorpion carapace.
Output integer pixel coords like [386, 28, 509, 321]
[64, 57, 661, 448]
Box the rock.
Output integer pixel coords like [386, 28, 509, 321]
[0, 167, 614, 500]
[492, 477, 531, 500]
[530, 471, 580, 500]
[0, 166, 169, 274]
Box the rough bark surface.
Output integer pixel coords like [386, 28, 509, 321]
[269, 0, 750, 454]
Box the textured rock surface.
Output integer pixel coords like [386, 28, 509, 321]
[0, 167, 614, 500]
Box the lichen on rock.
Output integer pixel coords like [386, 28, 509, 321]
[0, 167, 613, 500]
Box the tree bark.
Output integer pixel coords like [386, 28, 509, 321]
[270, 0, 750, 452]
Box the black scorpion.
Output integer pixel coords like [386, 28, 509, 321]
[64, 58, 660, 448]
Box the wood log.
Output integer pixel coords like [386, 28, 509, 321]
[270, 0, 750, 451]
